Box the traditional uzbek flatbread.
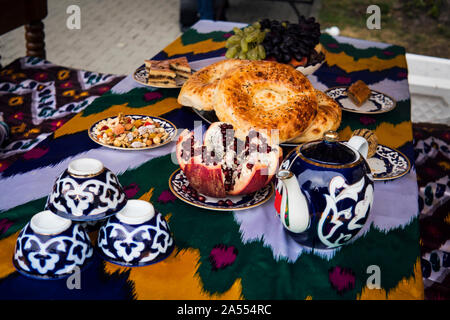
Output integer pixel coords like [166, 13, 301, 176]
[289, 90, 342, 143]
[177, 59, 249, 111]
[213, 60, 318, 142]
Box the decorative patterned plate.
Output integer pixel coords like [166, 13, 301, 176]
[169, 168, 274, 211]
[325, 86, 397, 114]
[88, 115, 177, 150]
[133, 65, 195, 88]
[367, 145, 411, 180]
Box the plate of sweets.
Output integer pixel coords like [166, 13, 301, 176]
[89, 113, 177, 150]
[326, 80, 397, 114]
[133, 56, 194, 88]
[351, 129, 410, 180]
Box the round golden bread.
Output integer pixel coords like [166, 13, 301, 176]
[214, 60, 318, 143]
[177, 59, 249, 111]
[289, 90, 342, 143]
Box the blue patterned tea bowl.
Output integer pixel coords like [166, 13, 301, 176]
[13, 210, 93, 280]
[46, 158, 127, 221]
[97, 200, 175, 267]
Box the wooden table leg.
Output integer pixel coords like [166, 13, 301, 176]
[25, 21, 46, 59]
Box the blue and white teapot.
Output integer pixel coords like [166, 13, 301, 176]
[274, 131, 374, 249]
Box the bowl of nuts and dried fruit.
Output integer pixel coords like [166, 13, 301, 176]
[89, 113, 177, 150]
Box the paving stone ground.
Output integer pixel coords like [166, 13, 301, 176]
[0, 0, 316, 75]
[1, 0, 445, 123]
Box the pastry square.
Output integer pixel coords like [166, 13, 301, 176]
[347, 80, 371, 106]
[168, 57, 191, 73]
[147, 76, 177, 86]
[145, 60, 176, 78]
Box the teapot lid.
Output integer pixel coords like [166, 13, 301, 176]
[298, 131, 360, 167]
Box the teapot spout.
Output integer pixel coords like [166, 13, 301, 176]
[276, 170, 310, 234]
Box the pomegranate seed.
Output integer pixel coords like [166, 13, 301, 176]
[218, 200, 226, 206]
[225, 199, 233, 206]
[197, 195, 205, 202]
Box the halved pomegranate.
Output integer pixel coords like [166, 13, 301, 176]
[176, 122, 282, 198]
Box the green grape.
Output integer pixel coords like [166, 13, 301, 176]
[227, 21, 268, 60]
[244, 26, 254, 34]
[248, 47, 258, 60]
[245, 31, 259, 43]
[257, 45, 266, 59]
[233, 27, 243, 36]
[256, 31, 266, 43]
[227, 35, 241, 45]
[240, 38, 249, 53]
[252, 22, 261, 29]
[226, 45, 239, 59]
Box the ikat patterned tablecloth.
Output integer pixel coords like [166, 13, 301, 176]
[0, 20, 425, 300]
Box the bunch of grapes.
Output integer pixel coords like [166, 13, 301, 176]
[259, 17, 322, 64]
[225, 22, 267, 60]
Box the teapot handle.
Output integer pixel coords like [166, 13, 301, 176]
[347, 135, 369, 159]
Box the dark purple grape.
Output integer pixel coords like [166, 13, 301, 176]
[290, 43, 301, 53]
[271, 20, 281, 26]
[264, 40, 273, 50]
[283, 35, 294, 46]
[282, 53, 291, 63]
[280, 43, 290, 53]
[294, 52, 305, 61]
[271, 35, 281, 45]
[275, 53, 283, 62]
[299, 47, 309, 56]
[260, 19, 271, 29]
[272, 46, 281, 56]
[260, 17, 321, 63]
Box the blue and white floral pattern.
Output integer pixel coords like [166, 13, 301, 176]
[318, 175, 373, 248]
[97, 213, 174, 267]
[46, 169, 127, 221]
[325, 86, 396, 114]
[169, 169, 274, 211]
[13, 223, 93, 279]
[367, 145, 410, 180]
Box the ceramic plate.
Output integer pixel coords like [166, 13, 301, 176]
[296, 60, 324, 76]
[169, 169, 274, 211]
[89, 115, 177, 150]
[325, 86, 397, 114]
[133, 65, 194, 88]
[367, 145, 411, 180]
